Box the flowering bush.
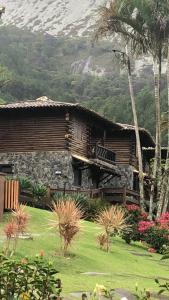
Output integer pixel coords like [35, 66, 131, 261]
[138, 221, 155, 233]
[157, 213, 169, 229]
[122, 206, 169, 253]
[144, 226, 169, 254]
[122, 205, 148, 244]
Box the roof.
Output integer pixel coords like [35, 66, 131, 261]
[0, 96, 155, 146]
[72, 154, 121, 176]
[117, 123, 155, 147]
[0, 96, 121, 130]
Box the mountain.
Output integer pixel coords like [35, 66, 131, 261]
[2, 0, 104, 37]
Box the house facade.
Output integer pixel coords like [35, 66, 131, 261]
[0, 96, 155, 199]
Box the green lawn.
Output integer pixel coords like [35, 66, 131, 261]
[0, 206, 168, 295]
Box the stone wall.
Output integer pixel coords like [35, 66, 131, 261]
[0, 151, 74, 188]
[99, 165, 134, 190]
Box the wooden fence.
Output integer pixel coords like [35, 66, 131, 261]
[4, 180, 19, 210]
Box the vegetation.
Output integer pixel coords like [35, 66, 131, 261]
[50, 201, 83, 256]
[96, 206, 128, 252]
[0, 26, 168, 144]
[53, 192, 108, 221]
[0, 206, 168, 293]
[122, 205, 169, 253]
[3, 205, 30, 255]
[0, 254, 60, 299]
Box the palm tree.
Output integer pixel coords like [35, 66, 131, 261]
[94, 0, 145, 207]
[160, 42, 169, 214]
[94, 0, 169, 218]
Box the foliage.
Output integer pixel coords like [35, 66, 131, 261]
[3, 205, 30, 255]
[32, 183, 48, 202]
[0, 26, 168, 143]
[96, 205, 128, 252]
[12, 204, 30, 234]
[0, 254, 61, 299]
[53, 192, 107, 221]
[122, 205, 169, 253]
[122, 204, 147, 244]
[50, 200, 83, 255]
[143, 226, 169, 254]
[17, 176, 32, 191]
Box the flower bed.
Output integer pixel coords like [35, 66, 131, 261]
[122, 206, 169, 253]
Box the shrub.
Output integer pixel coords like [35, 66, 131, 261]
[12, 204, 30, 234]
[122, 204, 147, 244]
[3, 220, 18, 255]
[0, 254, 61, 299]
[50, 200, 83, 256]
[157, 213, 169, 229]
[96, 206, 128, 252]
[53, 193, 107, 221]
[32, 183, 48, 203]
[17, 176, 32, 191]
[3, 205, 30, 255]
[143, 226, 169, 254]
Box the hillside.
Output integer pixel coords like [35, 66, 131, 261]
[0, 26, 168, 142]
[2, 0, 104, 37]
[0, 206, 168, 294]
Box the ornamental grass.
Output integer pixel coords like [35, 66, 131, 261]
[96, 205, 129, 252]
[50, 200, 83, 256]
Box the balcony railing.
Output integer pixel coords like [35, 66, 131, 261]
[88, 144, 116, 164]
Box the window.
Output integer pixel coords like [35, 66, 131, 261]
[73, 166, 82, 187]
[0, 164, 13, 174]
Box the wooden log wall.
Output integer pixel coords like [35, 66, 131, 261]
[69, 114, 89, 157]
[4, 180, 19, 210]
[104, 132, 136, 166]
[0, 110, 67, 152]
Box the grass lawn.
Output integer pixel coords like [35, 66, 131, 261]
[0, 206, 168, 295]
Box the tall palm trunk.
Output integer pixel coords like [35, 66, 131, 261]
[126, 47, 144, 208]
[161, 44, 169, 214]
[149, 59, 161, 219]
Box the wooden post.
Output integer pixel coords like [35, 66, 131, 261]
[123, 186, 127, 205]
[0, 175, 5, 219]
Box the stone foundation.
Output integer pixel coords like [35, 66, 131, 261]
[0, 151, 74, 188]
[99, 165, 134, 190]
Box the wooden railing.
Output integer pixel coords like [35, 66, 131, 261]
[4, 180, 19, 210]
[89, 144, 116, 164]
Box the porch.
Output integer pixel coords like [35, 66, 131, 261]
[50, 186, 140, 206]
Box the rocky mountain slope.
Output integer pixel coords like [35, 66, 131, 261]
[2, 0, 104, 36]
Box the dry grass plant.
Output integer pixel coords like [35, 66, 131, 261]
[50, 200, 83, 256]
[3, 204, 30, 255]
[96, 205, 129, 252]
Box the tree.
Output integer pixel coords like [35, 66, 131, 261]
[94, 0, 169, 218]
[94, 0, 147, 207]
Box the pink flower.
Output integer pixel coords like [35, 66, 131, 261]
[138, 221, 155, 233]
[126, 204, 140, 211]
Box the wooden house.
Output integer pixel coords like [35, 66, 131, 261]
[0, 96, 155, 204]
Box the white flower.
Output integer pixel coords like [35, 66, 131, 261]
[121, 297, 128, 300]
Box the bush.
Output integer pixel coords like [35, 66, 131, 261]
[0, 254, 61, 299]
[143, 226, 169, 254]
[53, 193, 107, 221]
[32, 183, 48, 202]
[17, 176, 32, 191]
[50, 200, 83, 256]
[122, 205, 148, 244]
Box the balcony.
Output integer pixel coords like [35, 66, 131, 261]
[88, 144, 116, 164]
